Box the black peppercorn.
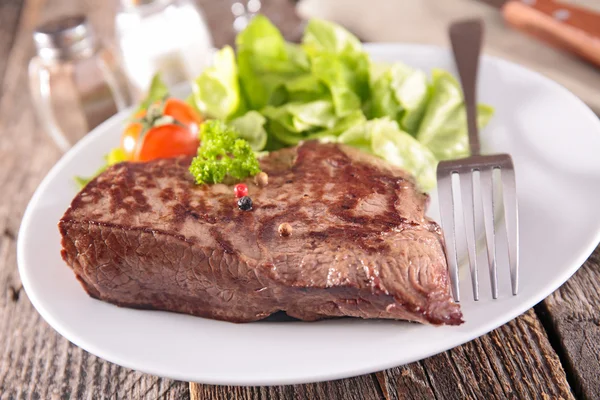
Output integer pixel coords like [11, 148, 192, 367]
[238, 196, 253, 211]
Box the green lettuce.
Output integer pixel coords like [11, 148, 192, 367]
[302, 19, 362, 55]
[236, 15, 309, 110]
[303, 19, 370, 112]
[417, 69, 494, 160]
[309, 53, 362, 117]
[185, 16, 495, 190]
[228, 111, 268, 151]
[191, 46, 242, 120]
[390, 64, 429, 133]
[261, 102, 366, 147]
[282, 74, 328, 104]
[316, 109, 366, 137]
[366, 67, 397, 120]
[339, 118, 437, 189]
[367, 63, 429, 134]
[262, 100, 337, 133]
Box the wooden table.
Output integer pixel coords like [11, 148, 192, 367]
[1, 0, 598, 398]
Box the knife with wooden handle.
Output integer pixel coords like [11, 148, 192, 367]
[482, 0, 600, 67]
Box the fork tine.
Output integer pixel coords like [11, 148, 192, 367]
[501, 166, 519, 295]
[437, 171, 460, 302]
[480, 168, 498, 298]
[459, 172, 479, 301]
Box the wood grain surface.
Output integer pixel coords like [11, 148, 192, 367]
[190, 310, 573, 400]
[0, 0, 597, 399]
[540, 249, 600, 400]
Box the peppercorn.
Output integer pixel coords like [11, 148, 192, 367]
[234, 183, 248, 198]
[254, 172, 269, 187]
[237, 196, 253, 211]
[278, 223, 292, 237]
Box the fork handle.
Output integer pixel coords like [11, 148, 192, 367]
[449, 19, 484, 156]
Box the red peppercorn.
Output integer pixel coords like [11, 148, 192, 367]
[234, 183, 248, 198]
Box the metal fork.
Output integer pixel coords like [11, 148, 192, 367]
[437, 19, 519, 302]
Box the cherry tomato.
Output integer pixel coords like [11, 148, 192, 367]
[121, 121, 143, 161]
[137, 124, 200, 162]
[163, 99, 203, 135]
[120, 98, 203, 162]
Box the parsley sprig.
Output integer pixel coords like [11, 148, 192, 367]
[189, 120, 261, 184]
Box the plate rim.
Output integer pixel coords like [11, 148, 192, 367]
[17, 43, 600, 385]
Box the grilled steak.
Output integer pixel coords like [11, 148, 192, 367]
[59, 141, 462, 325]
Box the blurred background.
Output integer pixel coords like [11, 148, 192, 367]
[20, 0, 600, 150]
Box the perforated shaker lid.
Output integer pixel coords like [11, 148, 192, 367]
[33, 15, 97, 61]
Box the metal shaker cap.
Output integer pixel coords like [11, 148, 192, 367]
[120, 0, 161, 7]
[33, 15, 97, 61]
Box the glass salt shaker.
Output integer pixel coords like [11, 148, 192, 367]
[29, 15, 132, 152]
[115, 0, 214, 100]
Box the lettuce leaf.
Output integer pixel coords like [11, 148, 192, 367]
[282, 74, 328, 104]
[236, 15, 309, 110]
[365, 67, 398, 120]
[302, 19, 369, 114]
[315, 109, 366, 137]
[366, 63, 428, 135]
[309, 53, 363, 117]
[265, 107, 366, 147]
[184, 17, 497, 192]
[265, 120, 304, 146]
[191, 46, 242, 120]
[390, 64, 429, 134]
[417, 69, 494, 160]
[371, 120, 437, 190]
[263, 100, 337, 132]
[302, 19, 362, 55]
[339, 118, 437, 190]
[228, 111, 268, 151]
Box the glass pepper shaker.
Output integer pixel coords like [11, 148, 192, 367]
[29, 15, 132, 152]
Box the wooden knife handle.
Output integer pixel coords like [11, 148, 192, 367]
[502, 0, 600, 67]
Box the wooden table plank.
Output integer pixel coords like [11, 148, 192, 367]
[540, 246, 600, 400]
[407, 310, 571, 399]
[0, 0, 24, 99]
[189, 309, 573, 400]
[190, 374, 383, 400]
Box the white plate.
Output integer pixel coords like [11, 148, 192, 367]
[18, 44, 600, 385]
